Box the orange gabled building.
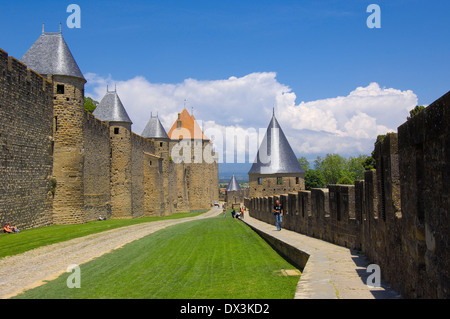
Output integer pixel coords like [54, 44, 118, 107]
[167, 108, 210, 141]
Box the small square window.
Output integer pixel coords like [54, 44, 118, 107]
[277, 177, 283, 185]
[296, 177, 300, 184]
[114, 127, 119, 134]
[56, 84, 65, 94]
[160, 142, 163, 147]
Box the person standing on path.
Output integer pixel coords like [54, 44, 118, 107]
[273, 200, 283, 231]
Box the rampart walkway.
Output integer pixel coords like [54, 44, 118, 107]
[241, 213, 401, 299]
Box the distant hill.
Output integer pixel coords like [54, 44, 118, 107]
[218, 163, 251, 182]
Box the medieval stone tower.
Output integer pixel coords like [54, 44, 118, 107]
[141, 114, 177, 216]
[21, 28, 87, 224]
[0, 26, 219, 227]
[167, 108, 219, 211]
[248, 112, 305, 198]
[92, 89, 133, 219]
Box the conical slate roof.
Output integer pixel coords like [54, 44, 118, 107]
[226, 175, 241, 192]
[21, 31, 85, 81]
[93, 90, 132, 124]
[141, 114, 169, 139]
[248, 113, 304, 175]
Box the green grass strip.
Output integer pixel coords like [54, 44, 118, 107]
[0, 211, 206, 259]
[13, 216, 300, 299]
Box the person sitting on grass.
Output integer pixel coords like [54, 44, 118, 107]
[3, 223, 19, 233]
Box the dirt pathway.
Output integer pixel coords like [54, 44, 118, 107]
[0, 207, 221, 299]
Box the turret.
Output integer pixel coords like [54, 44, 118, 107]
[21, 27, 87, 224]
[248, 112, 305, 198]
[93, 88, 133, 219]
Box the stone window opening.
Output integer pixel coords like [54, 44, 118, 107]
[114, 127, 119, 134]
[277, 177, 282, 185]
[258, 177, 262, 185]
[56, 84, 64, 94]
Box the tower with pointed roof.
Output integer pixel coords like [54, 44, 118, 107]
[1, 24, 220, 228]
[167, 108, 219, 211]
[225, 174, 248, 205]
[94, 88, 134, 218]
[141, 114, 177, 216]
[21, 27, 87, 224]
[248, 112, 305, 198]
[226, 175, 242, 192]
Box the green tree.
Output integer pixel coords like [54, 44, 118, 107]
[407, 105, 425, 120]
[304, 169, 325, 190]
[84, 97, 99, 113]
[337, 174, 353, 185]
[362, 156, 376, 170]
[345, 155, 368, 181]
[298, 156, 310, 171]
[314, 154, 346, 185]
[310, 153, 370, 186]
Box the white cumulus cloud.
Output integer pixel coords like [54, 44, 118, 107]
[84, 72, 417, 161]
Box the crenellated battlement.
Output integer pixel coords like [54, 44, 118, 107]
[246, 90, 450, 299]
[0, 48, 51, 95]
[1, 45, 219, 229]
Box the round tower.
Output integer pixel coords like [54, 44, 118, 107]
[93, 88, 133, 219]
[21, 27, 87, 224]
[248, 113, 305, 198]
[141, 114, 174, 216]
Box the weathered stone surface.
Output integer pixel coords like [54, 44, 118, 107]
[247, 91, 450, 299]
[0, 48, 219, 230]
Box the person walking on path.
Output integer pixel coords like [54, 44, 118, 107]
[273, 200, 283, 231]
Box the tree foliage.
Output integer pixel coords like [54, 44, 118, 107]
[297, 157, 310, 171]
[304, 169, 325, 190]
[300, 153, 370, 189]
[407, 105, 426, 120]
[84, 97, 99, 113]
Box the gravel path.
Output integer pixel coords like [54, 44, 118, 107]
[0, 207, 221, 299]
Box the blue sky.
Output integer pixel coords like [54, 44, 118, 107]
[1, 0, 449, 168]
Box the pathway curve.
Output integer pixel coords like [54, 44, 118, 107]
[1, 207, 402, 299]
[241, 213, 402, 299]
[0, 207, 221, 299]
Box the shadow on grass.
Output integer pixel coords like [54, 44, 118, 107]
[0, 210, 207, 259]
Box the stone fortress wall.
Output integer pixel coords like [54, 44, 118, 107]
[0, 49, 54, 229]
[246, 91, 450, 298]
[0, 48, 219, 229]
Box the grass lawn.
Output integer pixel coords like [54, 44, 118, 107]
[13, 215, 301, 299]
[0, 211, 205, 259]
